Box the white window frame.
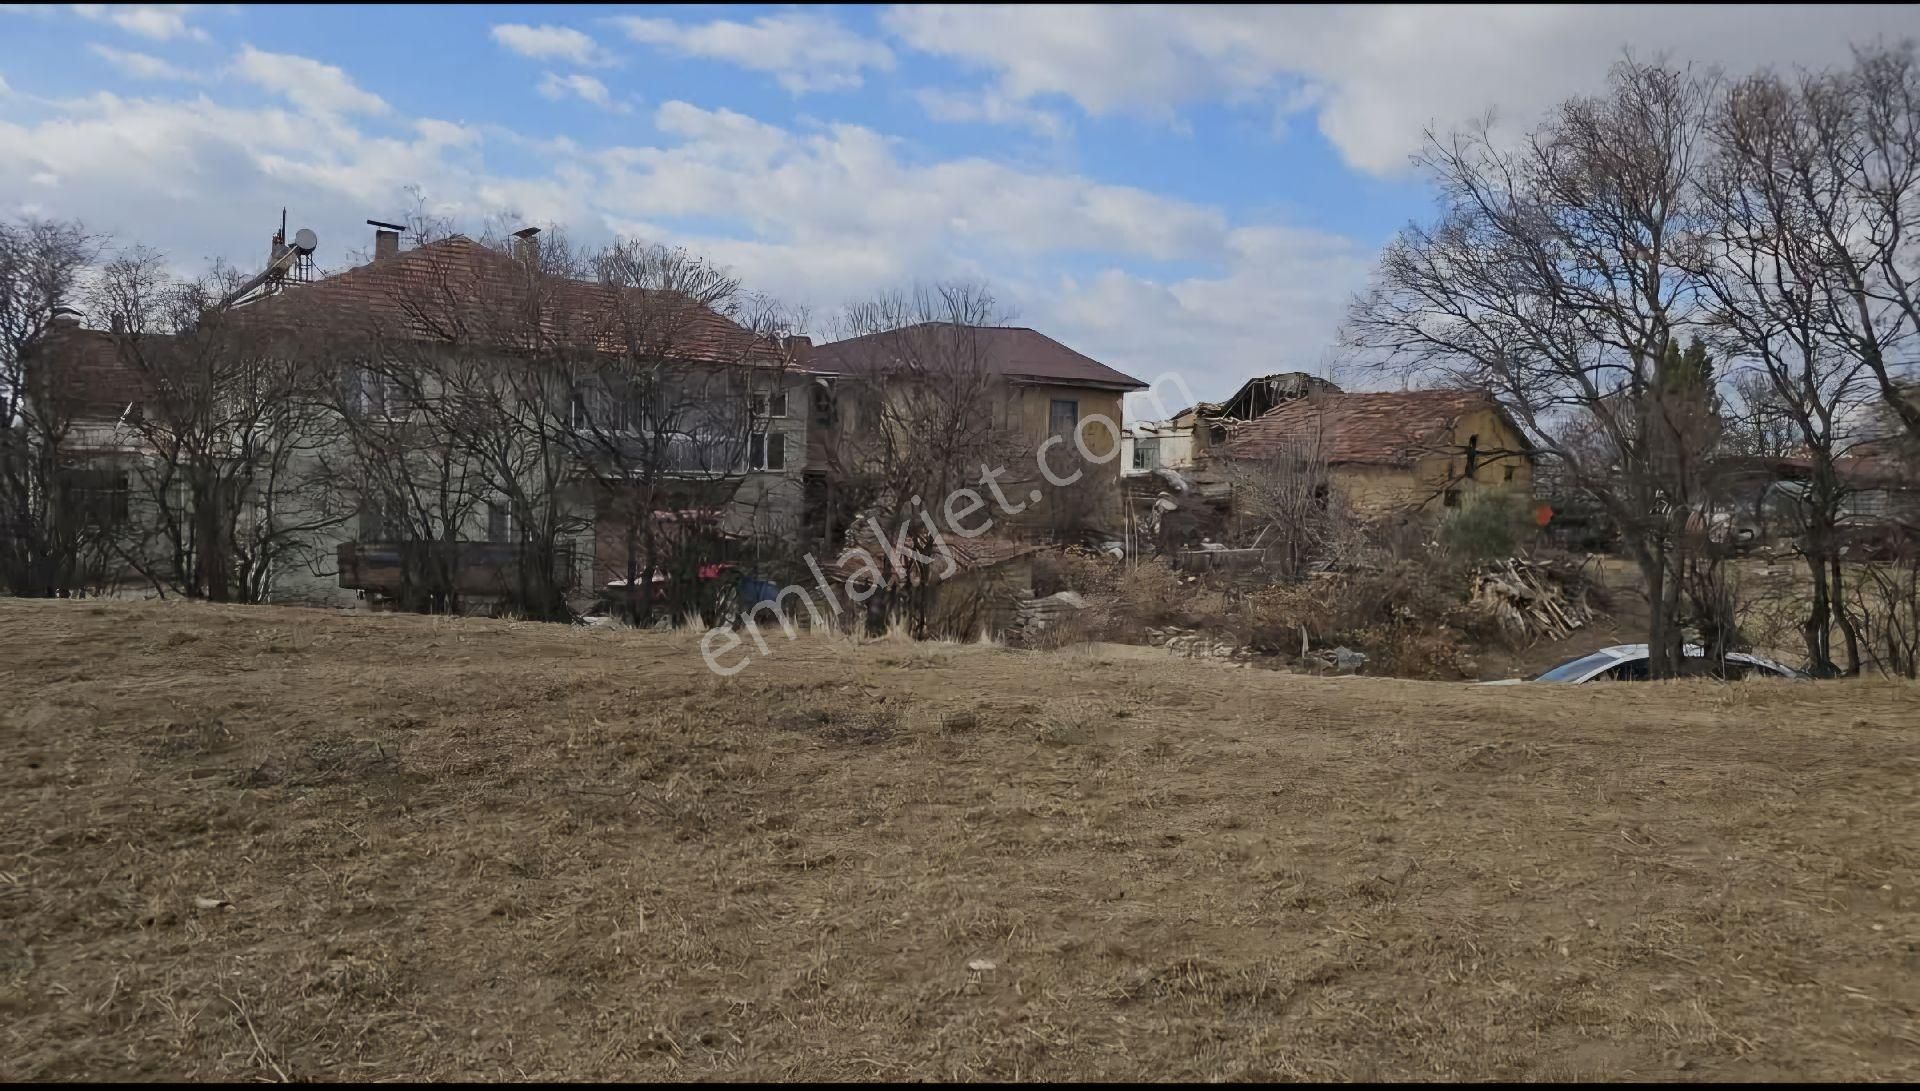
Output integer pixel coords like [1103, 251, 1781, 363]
[748, 430, 786, 472]
[751, 389, 788, 420]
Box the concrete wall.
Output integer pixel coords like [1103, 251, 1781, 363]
[1121, 427, 1196, 474]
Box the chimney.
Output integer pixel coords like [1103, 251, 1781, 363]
[513, 226, 541, 267]
[367, 219, 406, 261]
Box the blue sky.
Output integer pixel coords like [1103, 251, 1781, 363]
[3, 4, 1915, 407]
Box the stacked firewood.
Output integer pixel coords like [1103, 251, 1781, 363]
[1471, 558, 1598, 644]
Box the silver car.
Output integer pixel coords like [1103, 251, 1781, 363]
[1489, 644, 1804, 684]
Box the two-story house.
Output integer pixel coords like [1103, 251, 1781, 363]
[803, 323, 1147, 546]
[26, 224, 810, 615]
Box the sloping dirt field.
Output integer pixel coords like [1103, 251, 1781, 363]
[2, 599, 1917, 1081]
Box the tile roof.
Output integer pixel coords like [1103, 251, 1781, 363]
[232, 236, 793, 367]
[808, 323, 1146, 391]
[1224, 389, 1517, 467]
[823, 528, 1040, 582]
[25, 325, 145, 421]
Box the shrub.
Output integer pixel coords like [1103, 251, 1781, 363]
[1439, 490, 1528, 564]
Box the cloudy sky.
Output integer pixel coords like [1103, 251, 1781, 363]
[3, 4, 1915, 408]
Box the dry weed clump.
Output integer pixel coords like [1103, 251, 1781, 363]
[1227, 558, 1501, 677]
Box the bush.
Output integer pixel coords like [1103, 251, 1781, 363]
[1439, 490, 1528, 564]
[1030, 546, 1122, 598]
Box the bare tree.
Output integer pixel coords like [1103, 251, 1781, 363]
[92, 251, 347, 602]
[826, 283, 1031, 636]
[564, 239, 803, 624]
[1694, 62, 1898, 674]
[1217, 402, 1354, 580]
[0, 217, 114, 596]
[1349, 58, 1726, 676]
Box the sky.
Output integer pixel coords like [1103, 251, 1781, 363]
[2, 3, 1917, 412]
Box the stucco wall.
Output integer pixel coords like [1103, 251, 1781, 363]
[1334, 407, 1535, 517]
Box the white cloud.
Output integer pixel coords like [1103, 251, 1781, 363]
[72, 4, 208, 43]
[87, 42, 196, 80]
[0, 72, 1360, 400]
[614, 12, 894, 94]
[604, 101, 1226, 267]
[233, 45, 389, 117]
[915, 87, 1066, 139]
[1041, 225, 1375, 409]
[536, 72, 628, 113]
[490, 23, 610, 67]
[885, 4, 1920, 174]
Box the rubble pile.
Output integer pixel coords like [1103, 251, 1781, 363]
[1146, 626, 1255, 663]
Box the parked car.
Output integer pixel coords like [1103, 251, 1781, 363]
[1486, 644, 1804, 685]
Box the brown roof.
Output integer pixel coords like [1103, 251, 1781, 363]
[24, 325, 145, 421]
[823, 529, 1040, 582]
[234, 236, 792, 366]
[809, 324, 1146, 391]
[1225, 389, 1522, 467]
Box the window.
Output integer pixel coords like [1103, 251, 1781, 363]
[1464, 434, 1481, 478]
[354, 366, 403, 419]
[60, 467, 128, 527]
[1132, 438, 1161, 471]
[1208, 424, 1228, 446]
[361, 495, 404, 540]
[1049, 398, 1079, 437]
[752, 390, 788, 419]
[748, 432, 786, 472]
[1503, 465, 1517, 483]
[811, 383, 835, 429]
[1443, 488, 1462, 508]
[572, 381, 646, 434]
[487, 501, 514, 542]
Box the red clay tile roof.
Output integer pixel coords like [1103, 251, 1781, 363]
[1224, 389, 1520, 467]
[809, 323, 1146, 391]
[233, 236, 792, 366]
[823, 529, 1040, 582]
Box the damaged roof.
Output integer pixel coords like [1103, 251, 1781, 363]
[809, 323, 1147, 391]
[1225, 389, 1527, 467]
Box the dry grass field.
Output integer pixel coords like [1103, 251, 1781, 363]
[2, 598, 1917, 1081]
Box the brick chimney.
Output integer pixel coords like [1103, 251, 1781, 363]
[512, 226, 541, 267]
[367, 219, 406, 262]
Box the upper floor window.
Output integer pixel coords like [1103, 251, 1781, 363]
[1049, 398, 1078, 437]
[354, 366, 404, 419]
[752, 390, 788, 419]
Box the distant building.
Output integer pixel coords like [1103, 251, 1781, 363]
[1220, 388, 1536, 515]
[1124, 372, 1341, 477]
[805, 324, 1147, 542]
